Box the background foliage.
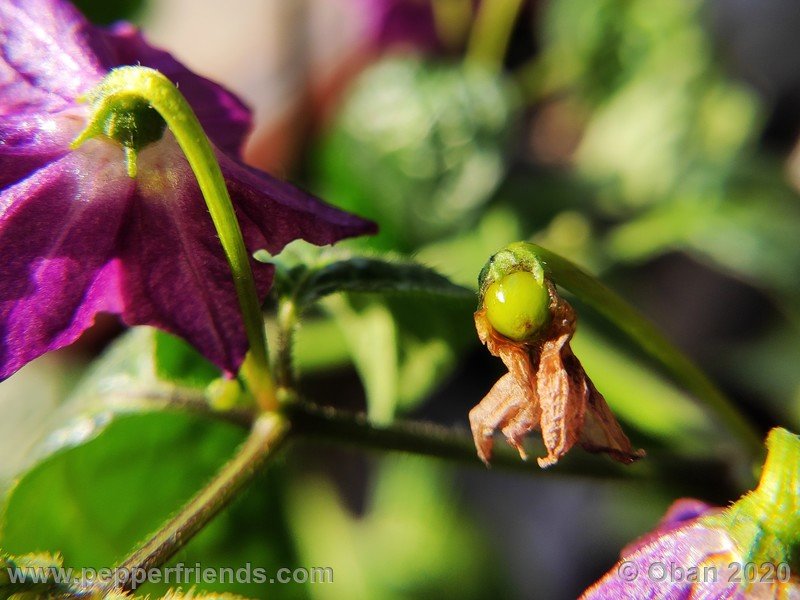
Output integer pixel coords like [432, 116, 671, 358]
[3, 0, 800, 598]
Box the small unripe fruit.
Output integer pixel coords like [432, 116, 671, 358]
[484, 271, 550, 341]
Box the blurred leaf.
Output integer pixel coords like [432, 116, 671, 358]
[292, 316, 353, 374]
[415, 206, 523, 289]
[607, 162, 800, 316]
[264, 241, 473, 305]
[538, 0, 760, 212]
[572, 324, 719, 454]
[73, 0, 147, 24]
[0, 357, 73, 497]
[721, 328, 800, 428]
[0, 329, 231, 500]
[315, 55, 520, 251]
[154, 330, 220, 389]
[321, 293, 475, 424]
[0, 412, 303, 599]
[286, 457, 507, 600]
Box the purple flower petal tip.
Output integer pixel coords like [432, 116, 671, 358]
[359, 0, 442, 52]
[581, 498, 800, 600]
[0, 0, 375, 379]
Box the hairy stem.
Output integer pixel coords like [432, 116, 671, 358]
[274, 297, 298, 392]
[131, 391, 741, 498]
[72, 66, 276, 411]
[104, 413, 288, 593]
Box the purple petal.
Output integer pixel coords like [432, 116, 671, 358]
[0, 0, 108, 115]
[0, 132, 375, 379]
[0, 139, 130, 378]
[360, 0, 442, 52]
[117, 141, 374, 373]
[220, 153, 377, 258]
[658, 499, 717, 529]
[1, 0, 251, 153]
[581, 522, 741, 600]
[98, 22, 252, 156]
[114, 137, 253, 373]
[0, 0, 376, 378]
[0, 109, 85, 188]
[621, 499, 720, 556]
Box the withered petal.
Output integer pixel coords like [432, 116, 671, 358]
[470, 288, 644, 468]
[469, 373, 537, 464]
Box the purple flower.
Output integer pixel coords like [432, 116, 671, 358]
[582, 428, 800, 599]
[0, 0, 375, 378]
[359, 0, 443, 52]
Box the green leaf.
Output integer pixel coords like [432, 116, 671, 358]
[286, 457, 508, 600]
[266, 244, 478, 419]
[295, 255, 474, 308]
[0, 412, 303, 599]
[153, 330, 220, 388]
[264, 241, 474, 310]
[320, 294, 475, 424]
[0, 357, 74, 498]
[0, 328, 232, 502]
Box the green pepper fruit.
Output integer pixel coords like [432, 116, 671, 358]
[484, 270, 550, 341]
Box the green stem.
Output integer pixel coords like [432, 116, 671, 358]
[274, 297, 298, 392]
[104, 413, 288, 593]
[128, 391, 742, 498]
[431, 0, 473, 52]
[515, 242, 764, 462]
[72, 66, 276, 411]
[709, 428, 800, 568]
[466, 0, 525, 68]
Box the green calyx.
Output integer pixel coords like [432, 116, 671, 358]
[479, 242, 552, 341]
[478, 241, 548, 295]
[72, 68, 169, 179]
[101, 95, 167, 175]
[705, 427, 800, 569]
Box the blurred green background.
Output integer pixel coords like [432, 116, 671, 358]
[4, 0, 800, 598]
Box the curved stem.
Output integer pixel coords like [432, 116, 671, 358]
[466, 0, 525, 69]
[521, 242, 764, 462]
[72, 66, 276, 411]
[104, 413, 288, 593]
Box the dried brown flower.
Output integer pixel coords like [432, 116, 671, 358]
[469, 283, 645, 468]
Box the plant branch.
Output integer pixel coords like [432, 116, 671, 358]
[100, 412, 288, 593]
[131, 392, 742, 498]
